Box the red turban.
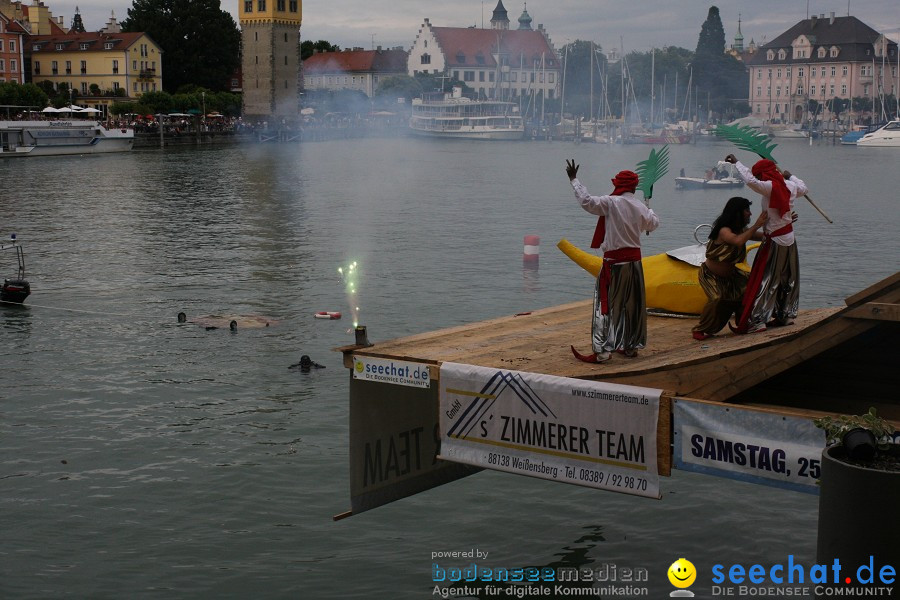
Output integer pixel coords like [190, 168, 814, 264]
[611, 170, 639, 196]
[590, 170, 640, 248]
[751, 159, 790, 216]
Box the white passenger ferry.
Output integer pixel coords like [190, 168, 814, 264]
[410, 87, 524, 140]
[0, 120, 134, 157]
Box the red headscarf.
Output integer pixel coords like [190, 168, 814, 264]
[590, 170, 639, 248]
[751, 159, 790, 216]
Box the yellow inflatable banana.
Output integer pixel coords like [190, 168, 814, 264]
[557, 238, 758, 316]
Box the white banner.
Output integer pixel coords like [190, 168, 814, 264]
[439, 362, 661, 499]
[674, 399, 824, 494]
[352, 356, 432, 388]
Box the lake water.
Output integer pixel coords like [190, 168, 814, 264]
[2, 135, 898, 599]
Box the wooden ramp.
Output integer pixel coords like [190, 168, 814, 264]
[342, 272, 899, 415]
[335, 272, 898, 517]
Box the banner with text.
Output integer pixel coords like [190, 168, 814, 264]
[674, 399, 825, 494]
[439, 362, 661, 499]
[352, 355, 432, 389]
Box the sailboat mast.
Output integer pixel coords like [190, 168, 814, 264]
[561, 43, 568, 127]
[590, 41, 594, 127]
[541, 52, 545, 125]
[650, 47, 655, 128]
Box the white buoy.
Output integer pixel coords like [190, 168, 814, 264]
[523, 235, 540, 265]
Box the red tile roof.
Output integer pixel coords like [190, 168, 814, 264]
[30, 31, 152, 53]
[431, 28, 557, 69]
[303, 49, 408, 74]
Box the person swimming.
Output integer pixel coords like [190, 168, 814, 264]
[288, 355, 325, 371]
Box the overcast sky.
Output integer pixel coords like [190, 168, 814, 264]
[52, 0, 900, 53]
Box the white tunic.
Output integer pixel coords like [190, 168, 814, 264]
[571, 178, 660, 254]
[734, 161, 809, 246]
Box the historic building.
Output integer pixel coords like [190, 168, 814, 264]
[239, 0, 302, 119]
[407, 1, 560, 101]
[29, 30, 162, 105]
[302, 47, 407, 97]
[746, 13, 898, 123]
[0, 0, 66, 37]
[0, 11, 26, 83]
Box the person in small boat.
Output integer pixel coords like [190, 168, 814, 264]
[565, 159, 660, 363]
[725, 154, 808, 334]
[692, 197, 767, 341]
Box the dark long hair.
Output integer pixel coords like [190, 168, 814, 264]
[709, 196, 751, 241]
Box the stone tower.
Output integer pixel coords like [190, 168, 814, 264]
[240, 0, 302, 120]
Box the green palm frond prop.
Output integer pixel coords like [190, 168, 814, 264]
[635, 144, 669, 203]
[715, 124, 778, 162]
[715, 124, 834, 224]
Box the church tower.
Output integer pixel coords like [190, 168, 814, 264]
[517, 4, 532, 31]
[240, 0, 302, 119]
[70, 6, 86, 33]
[490, 0, 509, 30]
[733, 14, 744, 52]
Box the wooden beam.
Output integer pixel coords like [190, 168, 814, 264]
[844, 272, 900, 306]
[844, 302, 900, 322]
[657, 394, 673, 477]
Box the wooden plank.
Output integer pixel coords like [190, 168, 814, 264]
[657, 394, 673, 477]
[844, 272, 900, 306]
[337, 272, 898, 409]
[844, 302, 900, 322]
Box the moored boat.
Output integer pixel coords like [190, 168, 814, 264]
[856, 120, 900, 147]
[0, 120, 133, 157]
[674, 161, 744, 190]
[409, 87, 524, 140]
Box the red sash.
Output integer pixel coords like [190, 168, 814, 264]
[734, 239, 771, 332]
[768, 223, 793, 238]
[598, 248, 641, 315]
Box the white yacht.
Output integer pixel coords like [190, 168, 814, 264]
[856, 120, 900, 147]
[0, 120, 134, 157]
[410, 87, 524, 141]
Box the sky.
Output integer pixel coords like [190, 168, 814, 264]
[49, 0, 900, 53]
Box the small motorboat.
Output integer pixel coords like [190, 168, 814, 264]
[857, 120, 900, 147]
[841, 122, 890, 145]
[675, 161, 744, 190]
[1, 232, 30, 304]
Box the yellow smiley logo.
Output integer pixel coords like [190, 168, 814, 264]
[668, 558, 697, 588]
[355, 360, 364, 373]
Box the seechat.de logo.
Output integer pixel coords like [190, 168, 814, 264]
[668, 558, 697, 597]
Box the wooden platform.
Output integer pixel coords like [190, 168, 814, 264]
[342, 272, 899, 417]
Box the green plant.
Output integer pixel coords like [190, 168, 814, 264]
[814, 407, 895, 450]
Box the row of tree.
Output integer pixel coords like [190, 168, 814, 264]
[107, 88, 242, 117]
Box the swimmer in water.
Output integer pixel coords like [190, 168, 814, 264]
[288, 355, 325, 371]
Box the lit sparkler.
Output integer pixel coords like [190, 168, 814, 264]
[337, 261, 361, 327]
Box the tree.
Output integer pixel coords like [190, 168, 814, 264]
[121, 0, 240, 93]
[0, 82, 49, 111]
[691, 6, 749, 121]
[138, 90, 174, 114]
[557, 40, 609, 118]
[375, 75, 422, 104]
[301, 40, 340, 61]
[695, 6, 726, 59]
